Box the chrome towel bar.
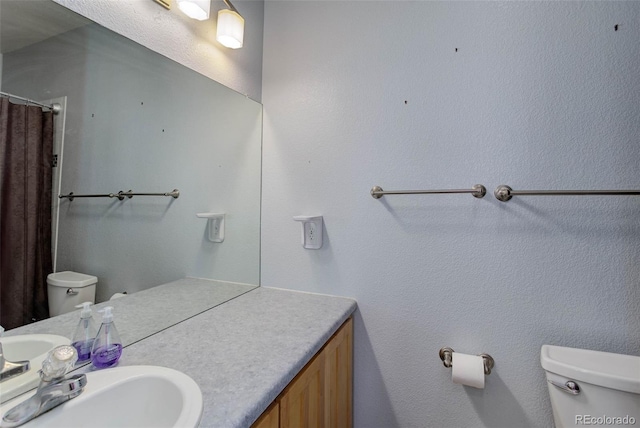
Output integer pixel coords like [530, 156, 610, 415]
[371, 185, 486, 199]
[494, 185, 640, 202]
[59, 189, 179, 201]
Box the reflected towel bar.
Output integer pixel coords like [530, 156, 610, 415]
[494, 185, 640, 202]
[371, 185, 486, 199]
[58, 192, 124, 201]
[117, 189, 180, 199]
[59, 189, 180, 201]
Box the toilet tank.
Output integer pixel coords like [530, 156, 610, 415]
[541, 345, 640, 428]
[47, 271, 97, 317]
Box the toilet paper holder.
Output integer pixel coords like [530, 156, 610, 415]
[439, 347, 494, 375]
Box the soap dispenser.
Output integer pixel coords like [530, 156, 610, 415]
[90, 306, 122, 369]
[71, 302, 97, 362]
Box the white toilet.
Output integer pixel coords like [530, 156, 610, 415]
[47, 271, 97, 317]
[541, 344, 640, 428]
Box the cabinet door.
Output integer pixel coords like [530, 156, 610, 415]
[279, 351, 326, 428]
[254, 317, 354, 428]
[253, 402, 279, 428]
[324, 317, 353, 428]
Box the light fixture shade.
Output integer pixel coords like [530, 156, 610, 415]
[216, 9, 244, 49]
[177, 0, 210, 21]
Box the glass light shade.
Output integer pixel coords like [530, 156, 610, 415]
[216, 9, 244, 49]
[177, 0, 210, 21]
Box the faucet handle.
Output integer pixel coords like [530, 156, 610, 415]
[41, 345, 78, 381]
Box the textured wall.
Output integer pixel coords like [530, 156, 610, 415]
[52, 0, 264, 101]
[261, 2, 640, 427]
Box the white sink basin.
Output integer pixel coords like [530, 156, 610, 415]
[0, 365, 203, 428]
[1, 334, 70, 403]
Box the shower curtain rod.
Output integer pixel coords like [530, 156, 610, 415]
[0, 91, 61, 114]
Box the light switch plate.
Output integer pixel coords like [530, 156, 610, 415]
[293, 216, 323, 249]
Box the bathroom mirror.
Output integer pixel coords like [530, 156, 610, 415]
[0, 1, 261, 332]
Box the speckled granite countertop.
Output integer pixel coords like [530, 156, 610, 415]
[95, 286, 357, 427]
[4, 281, 356, 427]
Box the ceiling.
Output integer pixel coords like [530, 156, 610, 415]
[0, 0, 89, 54]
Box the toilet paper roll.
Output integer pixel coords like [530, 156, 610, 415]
[452, 352, 485, 389]
[110, 292, 127, 300]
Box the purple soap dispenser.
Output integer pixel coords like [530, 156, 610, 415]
[71, 302, 97, 362]
[90, 306, 122, 369]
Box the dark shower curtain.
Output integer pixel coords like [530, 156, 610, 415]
[0, 97, 53, 329]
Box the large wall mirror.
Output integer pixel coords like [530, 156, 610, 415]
[0, 0, 261, 335]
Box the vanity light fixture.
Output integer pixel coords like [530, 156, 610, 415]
[176, 0, 244, 49]
[176, 0, 211, 20]
[216, 0, 244, 49]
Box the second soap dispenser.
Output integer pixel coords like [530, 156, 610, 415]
[71, 302, 97, 362]
[91, 306, 122, 369]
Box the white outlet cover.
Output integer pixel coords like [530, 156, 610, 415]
[293, 216, 323, 249]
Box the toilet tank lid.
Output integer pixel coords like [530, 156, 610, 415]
[541, 344, 640, 394]
[47, 271, 97, 288]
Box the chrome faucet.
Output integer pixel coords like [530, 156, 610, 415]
[1, 345, 87, 428]
[0, 327, 30, 383]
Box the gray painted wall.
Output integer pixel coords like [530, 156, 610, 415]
[261, 2, 640, 427]
[3, 23, 262, 302]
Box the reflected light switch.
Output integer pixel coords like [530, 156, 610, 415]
[196, 213, 225, 242]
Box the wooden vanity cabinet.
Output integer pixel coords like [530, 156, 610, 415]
[253, 402, 280, 428]
[252, 317, 353, 428]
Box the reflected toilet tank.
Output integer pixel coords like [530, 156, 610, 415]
[541, 344, 640, 428]
[47, 271, 97, 316]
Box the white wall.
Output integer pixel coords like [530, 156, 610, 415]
[52, 0, 264, 101]
[262, 2, 640, 427]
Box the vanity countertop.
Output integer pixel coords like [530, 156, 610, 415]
[4, 280, 356, 427]
[97, 286, 357, 427]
